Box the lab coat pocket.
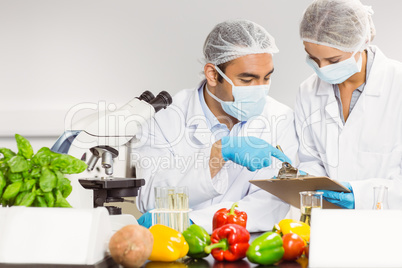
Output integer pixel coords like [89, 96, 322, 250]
[357, 150, 402, 180]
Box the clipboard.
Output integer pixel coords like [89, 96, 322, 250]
[250, 176, 352, 209]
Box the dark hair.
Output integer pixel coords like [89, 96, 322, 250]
[216, 61, 231, 84]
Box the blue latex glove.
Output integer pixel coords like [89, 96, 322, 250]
[137, 212, 152, 228]
[299, 170, 307, 176]
[319, 182, 355, 209]
[138, 212, 193, 228]
[221, 136, 291, 171]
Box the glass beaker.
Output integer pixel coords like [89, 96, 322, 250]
[299, 191, 323, 225]
[373, 186, 389, 210]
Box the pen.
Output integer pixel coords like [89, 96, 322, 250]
[276, 145, 283, 153]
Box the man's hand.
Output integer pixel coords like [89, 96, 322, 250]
[220, 136, 291, 172]
[209, 140, 226, 178]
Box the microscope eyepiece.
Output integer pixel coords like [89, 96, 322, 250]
[149, 91, 173, 113]
[137, 91, 155, 103]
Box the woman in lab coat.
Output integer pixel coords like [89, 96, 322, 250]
[296, 0, 402, 209]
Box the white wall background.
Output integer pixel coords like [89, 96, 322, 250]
[1, 0, 401, 151]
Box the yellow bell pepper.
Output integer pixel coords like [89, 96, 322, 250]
[148, 224, 189, 262]
[273, 219, 310, 242]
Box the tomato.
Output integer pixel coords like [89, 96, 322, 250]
[282, 233, 305, 261]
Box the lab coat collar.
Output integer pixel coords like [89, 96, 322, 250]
[185, 80, 213, 145]
[363, 45, 385, 97]
[316, 79, 332, 96]
[316, 45, 385, 97]
[325, 101, 344, 129]
[185, 80, 209, 128]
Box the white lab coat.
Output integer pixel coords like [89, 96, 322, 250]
[296, 46, 402, 209]
[133, 83, 298, 233]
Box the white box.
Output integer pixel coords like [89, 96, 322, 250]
[309, 209, 402, 268]
[0, 206, 112, 265]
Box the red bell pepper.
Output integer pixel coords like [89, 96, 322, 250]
[204, 224, 250, 262]
[213, 202, 247, 230]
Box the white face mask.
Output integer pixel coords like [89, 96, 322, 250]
[305, 33, 366, 85]
[306, 51, 363, 84]
[205, 66, 270, 121]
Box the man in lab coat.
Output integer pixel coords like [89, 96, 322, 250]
[134, 19, 298, 233]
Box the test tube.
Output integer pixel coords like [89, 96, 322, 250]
[373, 186, 389, 210]
[154, 187, 162, 225]
[176, 186, 189, 232]
[161, 187, 169, 226]
[167, 187, 177, 230]
[154, 186, 169, 225]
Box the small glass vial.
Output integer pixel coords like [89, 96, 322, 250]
[299, 191, 323, 225]
[373, 186, 389, 210]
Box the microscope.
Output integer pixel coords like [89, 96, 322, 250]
[52, 91, 172, 226]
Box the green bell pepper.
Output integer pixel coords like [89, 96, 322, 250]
[182, 224, 211, 259]
[246, 231, 284, 265]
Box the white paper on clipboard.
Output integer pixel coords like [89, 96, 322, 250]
[250, 176, 351, 209]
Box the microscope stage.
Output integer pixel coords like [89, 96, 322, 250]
[79, 177, 145, 190]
